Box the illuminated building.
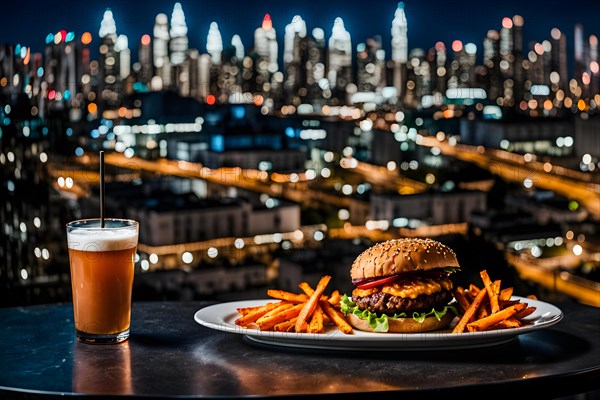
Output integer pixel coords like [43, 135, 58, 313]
[483, 30, 501, 99]
[500, 17, 514, 106]
[231, 35, 245, 61]
[525, 41, 551, 110]
[404, 48, 427, 107]
[574, 24, 585, 83]
[512, 15, 525, 102]
[283, 15, 308, 104]
[169, 3, 189, 95]
[206, 22, 223, 100]
[550, 28, 568, 92]
[206, 22, 223, 65]
[220, 35, 245, 102]
[152, 13, 170, 90]
[137, 34, 153, 88]
[431, 41, 447, 102]
[368, 189, 487, 226]
[305, 28, 326, 105]
[198, 53, 211, 100]
[115, 35, 130, 80]
[254, 14, 278, 71]
[391, 2, 408, 104]
[253, 14, 281, 102]
[186, 49, 200, 99]
[356, 37, 385, 93]
[42, 31, 78, 112]
[327, 17, 352, 103]
[169, 2, 188, 66]
[80, 32, 93, 98]
[98, 8, 120, 109]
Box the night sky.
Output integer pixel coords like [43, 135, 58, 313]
[1, 0, 599, 61]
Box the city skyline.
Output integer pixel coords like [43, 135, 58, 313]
[2, 0, 599, 64]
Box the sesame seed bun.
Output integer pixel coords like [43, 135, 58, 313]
[350, 238, 460, 282]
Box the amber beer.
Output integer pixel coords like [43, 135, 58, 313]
[66, 218, 138, 344]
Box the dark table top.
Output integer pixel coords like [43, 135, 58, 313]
[0, 300, 599, 399]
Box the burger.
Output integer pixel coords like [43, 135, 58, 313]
[340, 238, 460, 333]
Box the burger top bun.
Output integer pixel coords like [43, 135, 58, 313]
[350, 238, 460, 281]
[346, 312, 454, 333]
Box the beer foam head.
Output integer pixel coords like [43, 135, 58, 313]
[67, 221, 138, 252]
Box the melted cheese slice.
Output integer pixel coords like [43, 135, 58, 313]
[353, 275, 453, 299]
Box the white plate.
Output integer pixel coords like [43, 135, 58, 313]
[194, 296, 563, 351]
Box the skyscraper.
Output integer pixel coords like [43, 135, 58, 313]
[138, 34, 153, 88]
[512, 15, 525, 103]
[254, 14, 278, 70]
[433, 41, 448, 98]
[169, 2, 188, 66]
[391, 2, 408, 104]
[483, 30, 501, 99]
[550, 28, 568, 92]
[500, 17, 514, 106]
[574, 23, 585, 82]
[590, 35, 599, 95]
[206, 22, 223, 99]
[356, 37, 385, 93]
[391, 2, 408, 64]
[98, 8, 120, 109]
[283, 15, 308, 103]
[207, 22, 223, 65]
[152, 13, 170, 90]
[115, 34, 130, 80]
[327, 17, 352, 102]
[306, 28, 326, 105]
[231, 35, 245, 61]
[253, 14, 279, 97]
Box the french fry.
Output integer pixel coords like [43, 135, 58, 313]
[466, 284, 480, 302]
[468, 284, 481, 295]
[493, 280, 501, 295]
[298, 281, 315, 296]
[466, 303, 527, 332]
[453, 287, 471, 314]
[488, 317, 522, 330]
[514, 306, 537, 320]
[480, 270, 500, 314]
[295, 275, 331, 332]
[526, 294, 538, 300]
[499, 287, 513, 301]
[476, 303, 490, 320]
[273, 317, 297, 332]
[267, 289, 309, 303]
[307, 305, 325, 333]
[235, 301, 282, 326]
[236, 304, 262, 316]
[255, 302, 294, 325]
[320, 299, 353, 334]
[452, 287, 487, 333]
[328, 290, 342, 306]
[257, 303, 305, 331]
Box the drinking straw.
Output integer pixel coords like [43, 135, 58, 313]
[100, 151, 105, 228]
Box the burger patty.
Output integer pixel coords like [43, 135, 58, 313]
[353, 289, 453, 315]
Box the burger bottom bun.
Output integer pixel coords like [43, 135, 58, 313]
[347, 312, 455, 333]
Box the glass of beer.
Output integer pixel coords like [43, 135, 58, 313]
[66, 218, 139, 344]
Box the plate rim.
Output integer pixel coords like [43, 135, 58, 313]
[194, 296, 563, 350]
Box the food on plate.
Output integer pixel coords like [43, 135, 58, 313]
[451, 269, 537, 333]
[234, 275, 354, 334]
[340, 238, 460, 333]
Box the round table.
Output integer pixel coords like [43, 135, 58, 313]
[0, 300, 599, 399]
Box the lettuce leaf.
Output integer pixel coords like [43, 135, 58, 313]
[340, 294, 458, 333]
